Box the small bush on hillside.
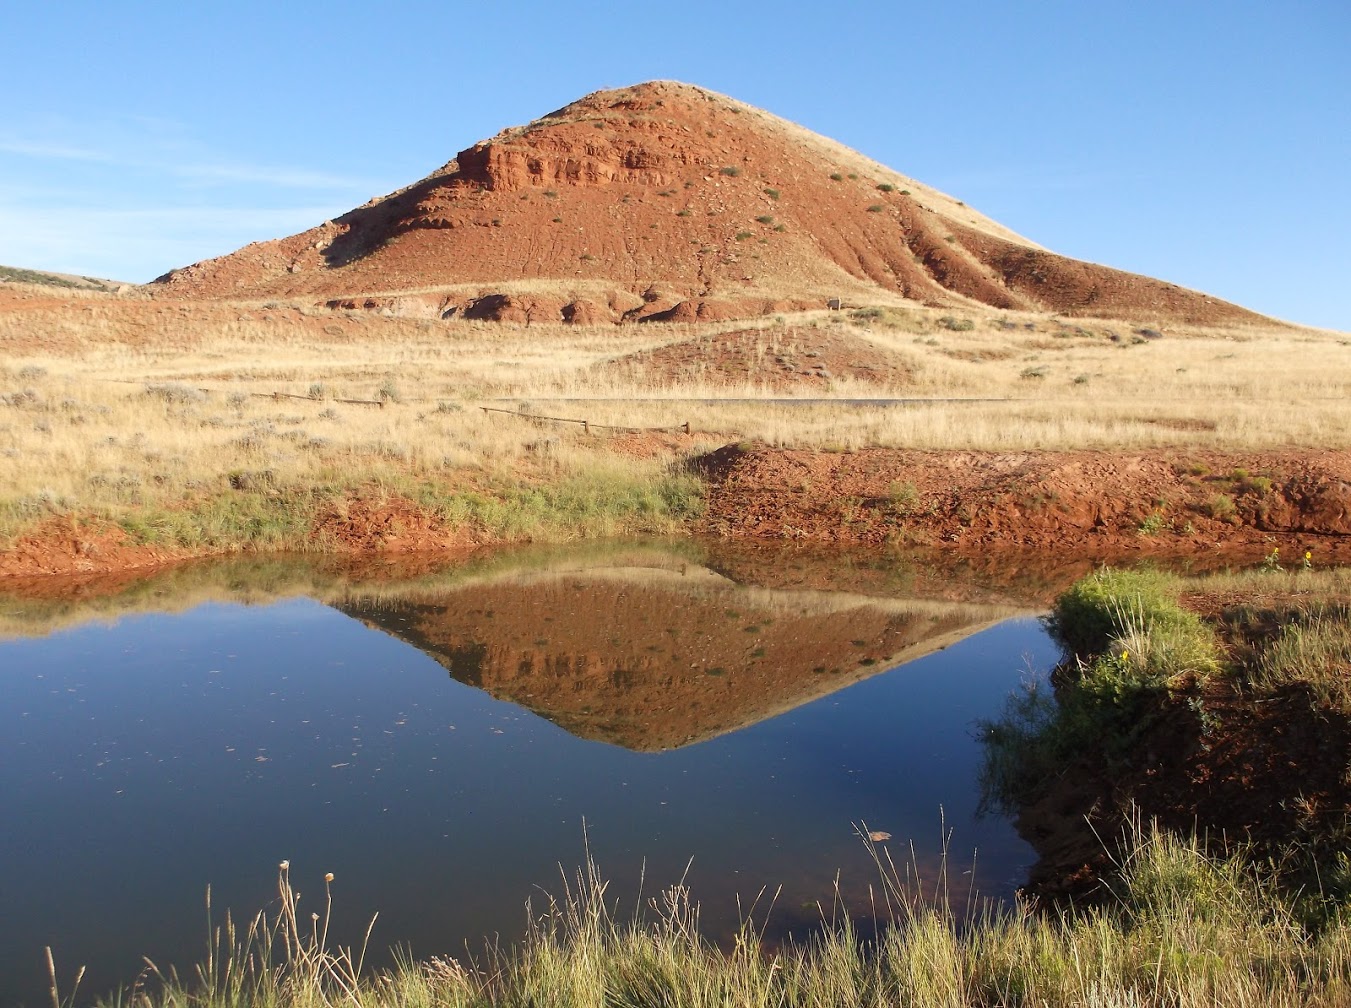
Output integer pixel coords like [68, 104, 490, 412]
[937, 316, 975, 331]
[877, 183, 896, 192]
[888, 480, 921, 515]
[719, 165, 741, 177]
[1236, 474, 1274, 495]
[144, 382, 207, 404]
[1207, 493, 1238, 520]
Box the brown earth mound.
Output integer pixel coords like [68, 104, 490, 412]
[597, 325, 913, 390]
[151, 81, 1269, 328]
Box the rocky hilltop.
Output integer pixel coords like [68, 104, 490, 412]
[153, 81, 1266, 327]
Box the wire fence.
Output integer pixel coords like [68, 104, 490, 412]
[478, 406, 691, 435]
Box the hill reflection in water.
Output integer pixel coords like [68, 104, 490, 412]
[0, 541, 1065, 1007]
[338, 558, 1033, 751]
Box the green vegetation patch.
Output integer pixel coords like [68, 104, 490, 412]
[1047, 568, 1219, 675]
[116, 489, 320, 549]
[6, 466, 705, 556]
[411, 469, 704, 541]
[983, 569, 1222, 810]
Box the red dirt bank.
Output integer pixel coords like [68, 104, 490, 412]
[695, 444, 1351, 554]
[2, 446, 1349, 582]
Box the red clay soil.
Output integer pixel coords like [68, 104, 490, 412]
[0, 516, 195, 582]
[151, 81, 1270, 329]
[694, 444, 1351, 562]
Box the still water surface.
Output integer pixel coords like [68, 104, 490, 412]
[0, 545, 1063, 1005]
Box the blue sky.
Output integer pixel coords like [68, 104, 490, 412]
[2, 1, 1347, 329]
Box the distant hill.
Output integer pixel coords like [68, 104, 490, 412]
[0, 265, 129, 292]
[153, 80, 1269, 327]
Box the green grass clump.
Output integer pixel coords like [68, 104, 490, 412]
[1047, 568, 1219, 676]
[1254, 606, 1351, 708]
[1207, 492, 1238, 520]
[982, 569, 1224, 809]
[414, 469, 703, 541]
[116, 490, 317, 549]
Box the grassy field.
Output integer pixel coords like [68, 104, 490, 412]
[2, 284, 1349, 549]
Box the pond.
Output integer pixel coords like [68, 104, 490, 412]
[0, 542, 1067, 1005]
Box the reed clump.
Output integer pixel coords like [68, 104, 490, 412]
[71, 825, 1351, 1008]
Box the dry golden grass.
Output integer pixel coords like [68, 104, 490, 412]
[1, 286, 1348, 539]
[52, 826, 1351, 1008]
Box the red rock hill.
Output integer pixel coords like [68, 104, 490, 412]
[153, 81, 1267, 327]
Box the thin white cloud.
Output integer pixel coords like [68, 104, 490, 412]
[0, 135, 375, 191]
[0, 139, 109, 162]
[0, 204, 347, 283]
